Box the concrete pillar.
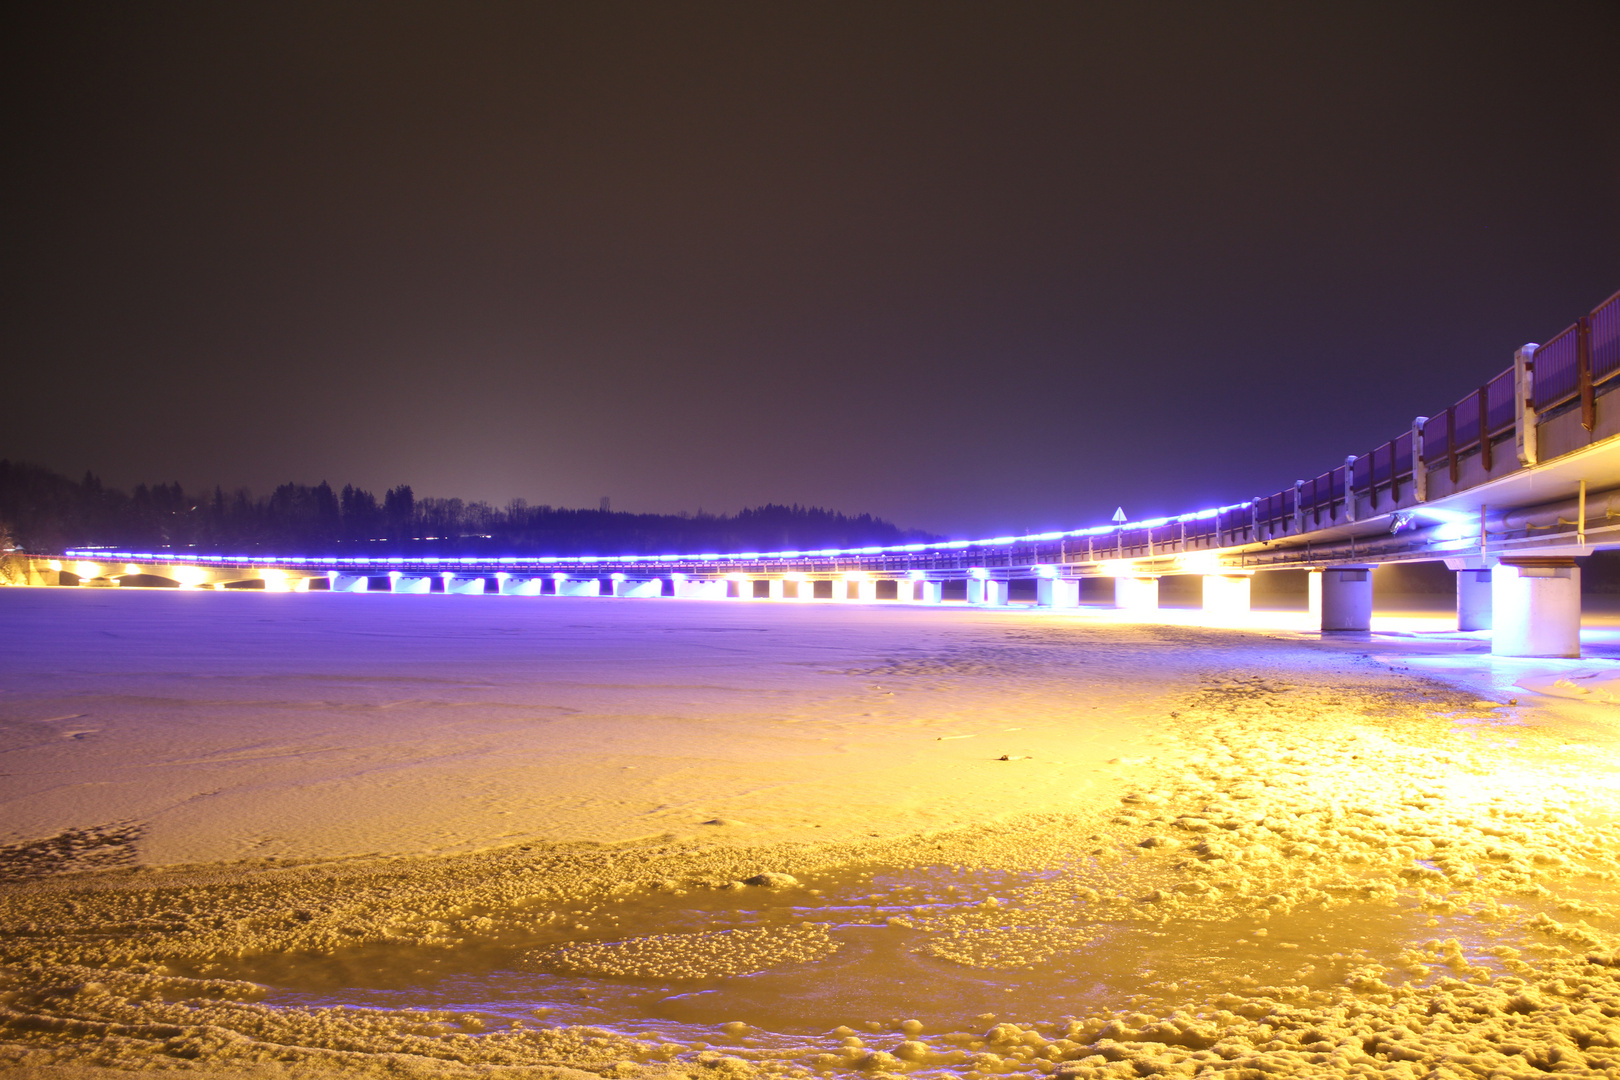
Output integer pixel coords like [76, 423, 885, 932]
[767, 578, 785, 600]
[445, 575, 486, 595]
[1114, 575, 1159, 610]
[921, 580, 944, 604]
[556, 577, 601, 597]
[980, 579, 1009, 606]
[391, 574, 432, 594]
[1492, 559, 1580, 658]
[329, 572, 369, 593]
[678, 578, 726, 599]
[1319, 567, 1373, 631]
[1037, 578, 1080, 608]
[1307, 570, 1322, 622]
[612, 578, 661, 598]
[1456, 569, 1493, 631]
[499, 575, 544, 595]
[1201, 573, 1252, 616]
[853, 578, 877, 602]
[894, 578, 920, 602]
[729, 577, 752, 600]
[787, 578, 811, 600]
[965, 578, 986, 605]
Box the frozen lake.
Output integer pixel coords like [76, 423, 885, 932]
[3, 587, 1619, 1076]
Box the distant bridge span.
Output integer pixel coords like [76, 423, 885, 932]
[33, 288, 1620, 658]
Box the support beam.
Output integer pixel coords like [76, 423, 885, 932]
[1114, 575, 1159, 610]
[1492, 559, 1580, 658]
[894, 578, 919, 602]
[498, 575, 544, 596]
[1037, 578, 1079, 608]
[980, 579, 1009, 606]
[1319, 567, 1373, 631]
[1306, 570, 1322, 622]
[921, 580, 944, 604]
[1456, 569, 1493, 631]
[966, 578, 986, 605]
[1201, 573, 1252, 616]
[329, 573, 369, 593]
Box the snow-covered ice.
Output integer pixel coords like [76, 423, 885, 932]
[2, 587, 1619, 1077]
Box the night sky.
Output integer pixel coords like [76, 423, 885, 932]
[3, 3, 1616, 538]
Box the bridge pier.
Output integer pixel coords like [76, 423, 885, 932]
[1037, 578, 1079, 608]
[1307, 570, 1322, 622]
[1114, 575, 1159, 611]
[499, 575, 544, 595]
[674, 576, 723, 599]
[1201, 573, 1252, 616]
[895, 578, 920, 602]
[1456, 569, 1493, 631]
[968, 578, 1008, 606]
[921, 580, 944, 604]
[556, 577, 601, 597]
[612, 577, 661, 598]
[328, 572, 368, 593]
[390, 574, 432, 594]
[1319, 567, 1373, 631]
[1492, 559, 1580, 658]
[444, 575, 486, 595]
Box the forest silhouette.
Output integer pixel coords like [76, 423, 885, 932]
[0, 461, 938, 557]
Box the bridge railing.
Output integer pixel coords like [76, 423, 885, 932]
[1486, 369, 1516, 435]
[1249, 288, 1619, 543]
[1595, 292, 1620, 384]
[1535, 323, 1581, 412]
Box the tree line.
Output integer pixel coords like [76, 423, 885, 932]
[0, 460, 938, 556]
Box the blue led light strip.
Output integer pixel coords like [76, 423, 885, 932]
[64, 501, 1254, 567]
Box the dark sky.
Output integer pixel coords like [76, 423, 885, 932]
[3, 2, 1617, 537]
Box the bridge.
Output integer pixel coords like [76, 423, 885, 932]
[25, 288, 1620, 659]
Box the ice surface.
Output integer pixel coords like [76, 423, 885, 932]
[3, 588, 1620, 1077]
[0, 589, 1181, 863]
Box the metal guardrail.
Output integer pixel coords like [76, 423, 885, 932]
[1258, 288, 1620, 527]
